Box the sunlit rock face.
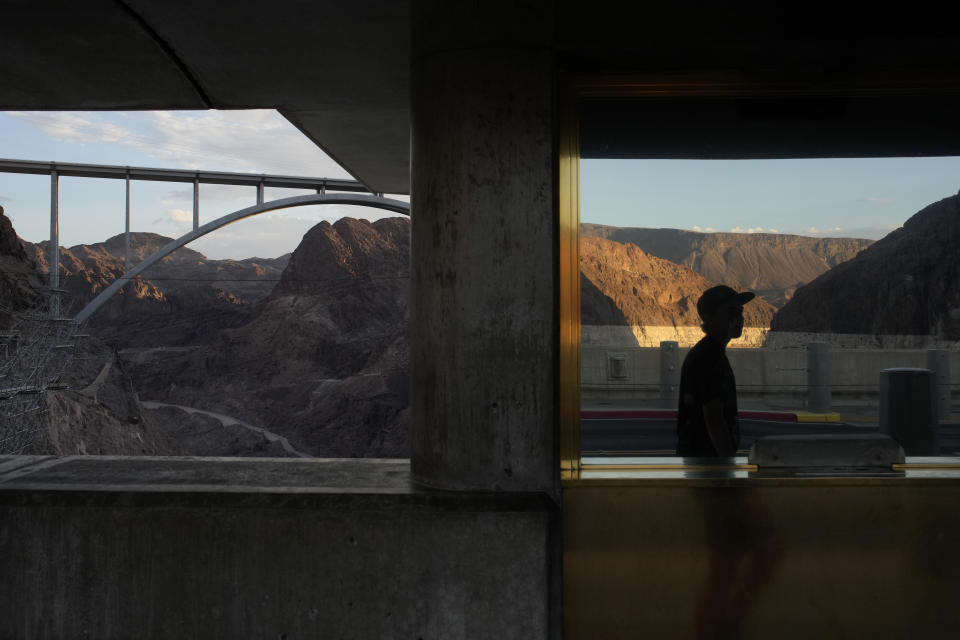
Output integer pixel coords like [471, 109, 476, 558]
[580, 235, 776, 342]
[771, 194, 960, 339]
[581, 224, 872, 308]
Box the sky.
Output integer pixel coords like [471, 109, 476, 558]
[581, 156, 960, 239]
[1, 110, 958, 259]
[0, 110, 405, 259]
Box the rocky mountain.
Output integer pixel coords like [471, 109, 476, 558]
[119, 217, 411, 458]
[581, 235, 776, 328]
[581, 224, 872, 307]
[0, 207, 182, 455]
[771, 192, 960, 338]
[23, 233, 288, 348]
[0, 206, 44, 328]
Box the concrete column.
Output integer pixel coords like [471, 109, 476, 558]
[659, 341, 680, 408]
[806, 341, 831, 413]
[410, 3, 555, 492]
[879, 368, 938, 455]
[927, 349, 951, 422]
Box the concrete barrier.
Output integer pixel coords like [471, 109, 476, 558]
[582, 336, 959, 412]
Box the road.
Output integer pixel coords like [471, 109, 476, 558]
[141, 401, 313, 458]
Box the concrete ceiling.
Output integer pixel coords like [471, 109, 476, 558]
[0, 0, 411, 194]
[4, 1, 960, 197]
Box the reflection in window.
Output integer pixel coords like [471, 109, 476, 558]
[579, 157, 960, 458]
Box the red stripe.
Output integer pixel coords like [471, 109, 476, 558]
[581, 409, 799, 422]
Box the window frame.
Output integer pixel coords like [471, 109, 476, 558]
[557, 74, 960, 481]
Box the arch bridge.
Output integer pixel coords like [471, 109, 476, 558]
[0, 158, 409, 322]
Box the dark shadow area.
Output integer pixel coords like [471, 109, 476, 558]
[580, 273, 639, 346]
[690, 485, 784, 640]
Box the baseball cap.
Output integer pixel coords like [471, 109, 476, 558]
[697, 285, 755, 320]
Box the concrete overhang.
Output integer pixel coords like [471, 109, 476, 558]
[0, 0, 411, 194]
[4, 2, 960, 197]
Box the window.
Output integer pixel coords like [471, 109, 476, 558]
[560, 79, 960, 475]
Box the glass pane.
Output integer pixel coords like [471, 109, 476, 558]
[580, 154, 960, 460]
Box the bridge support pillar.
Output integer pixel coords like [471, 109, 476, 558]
[807, 341, 831, 414]
[410, 2, 556, 494]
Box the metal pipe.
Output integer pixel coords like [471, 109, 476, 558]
[124, 170, 131, 271]
[193, 176, 199, 230]
[256, 180, 264, 205]
[49, 169, 59, 318]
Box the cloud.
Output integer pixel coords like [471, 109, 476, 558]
[5, 109, 352, 179]
[167, 208, 193, 223]
[730, 226, 764, 233]
[807, 226, 819, 234]
[768, 228, 778, 233]
[6, 111, 129, 144]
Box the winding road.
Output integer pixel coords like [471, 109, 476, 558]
[141, 401, 313, 458]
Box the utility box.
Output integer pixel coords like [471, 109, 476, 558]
[607, 352, 627, 380]
[879, 367, 938, 456]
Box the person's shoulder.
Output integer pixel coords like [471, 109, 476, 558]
[688, 335, 719, 355]
[686, 336, 723, 364]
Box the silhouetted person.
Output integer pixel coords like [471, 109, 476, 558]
[678, 287, 784, 638]
[677, 285, 756, 457]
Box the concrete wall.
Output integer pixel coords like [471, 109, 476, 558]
[583, 344, 960, 406]
[0, 457, 554, 640]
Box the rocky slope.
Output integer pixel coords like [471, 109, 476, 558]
[0, 206, 44, 328]
[0, 207, 182, 455]
[120, 217, 411, 458]
[771, 192, 960, 338]
[35, 342, 185, 456]
[581, 224, 872, 307]
[581, 235, 777, 328]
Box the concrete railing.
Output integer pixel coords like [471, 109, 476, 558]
[583, 342, 958, 414]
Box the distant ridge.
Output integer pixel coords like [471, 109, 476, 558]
[21, 231, 288, 347]
[581, 235, 776, 328]
[581, 224, 872, 307]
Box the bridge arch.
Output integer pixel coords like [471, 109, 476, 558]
[74, 193, 410, 323]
